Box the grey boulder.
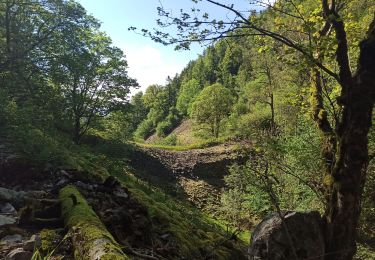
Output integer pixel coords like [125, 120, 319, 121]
[249, 211, 325, 260]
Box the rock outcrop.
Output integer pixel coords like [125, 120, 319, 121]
[130, 141, 251, 208]
[249, 211, 325, 260]
[0, 203, 18, 228]
[131, 141, 251, 188]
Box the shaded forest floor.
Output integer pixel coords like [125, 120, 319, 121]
[0, 140, 248, 259]
[1, 135, 373, 259]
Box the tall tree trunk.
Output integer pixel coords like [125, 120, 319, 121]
[265, 64, 276, 133]
[269, 92, 275, 133]
[5, 1, 11, 54]
[323, 19, 375, 260]
[73, 116, 81, 144]
[72, 78, 81, 144]
[311, 68, 336, 182]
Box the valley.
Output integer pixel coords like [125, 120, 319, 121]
[0, 0, 374, 259]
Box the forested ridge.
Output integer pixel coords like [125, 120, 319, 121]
[0, 0, 374, 259]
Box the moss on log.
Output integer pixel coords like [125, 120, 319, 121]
[59, 185, 129, 260]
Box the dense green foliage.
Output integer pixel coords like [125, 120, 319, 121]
[191, 83, 233, 138]
[0, 0, 137, 146]
[131, 1, 375, 257]
[0, 1, 248, 258]
[1, 0, 374, 259]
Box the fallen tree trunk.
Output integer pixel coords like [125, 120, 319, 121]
[59, 185, 129, 260]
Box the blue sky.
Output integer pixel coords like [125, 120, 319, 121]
[76, 0, 254, 93]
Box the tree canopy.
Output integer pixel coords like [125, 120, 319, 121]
[191, 83, 233, 138]
[0, 1, 374, 259]
[0, 0, 137, 143]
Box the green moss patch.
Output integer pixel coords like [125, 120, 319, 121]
[118, 175, 247, 259]
[40, 229, 61, 253]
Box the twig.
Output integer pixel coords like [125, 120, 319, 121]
[122, 246, 160, 260]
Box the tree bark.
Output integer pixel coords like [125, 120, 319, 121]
[73, 112, 83, 144]
[311, 69, 336, 182]
[5, 0, 11, 54]
[269, 92, 275, 133]
[323, 18, 375, 260]
[265, 63, 276, 133]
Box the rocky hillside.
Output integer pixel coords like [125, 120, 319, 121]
[145, 120, 199, 146]
[137, 141, 250, 177]
[130, 141, 252, 208]
[0, 142, 247, 259]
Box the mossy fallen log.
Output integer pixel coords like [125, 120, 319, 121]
[59, 185, 129, 260]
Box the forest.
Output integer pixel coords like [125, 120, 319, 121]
[0, 0, 374, 259]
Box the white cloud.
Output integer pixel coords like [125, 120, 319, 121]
[122, 45, 186, 95]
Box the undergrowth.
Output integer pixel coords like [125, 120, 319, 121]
[91, 140, 248, 258]
[9, 129, 248, 258]
[134, 137, 228, 151]
[115, 171, 247, 258]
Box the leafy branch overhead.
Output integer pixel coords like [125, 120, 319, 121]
[130, 0, 341, 81]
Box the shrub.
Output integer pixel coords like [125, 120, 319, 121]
[156, 120, 173, 137]
[156, 107, 181, 137]
[226, 108, 272, 139]
[13, 127, 72, 166]
[134, 118, 154, 140]
[158, 134, 178, 146]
